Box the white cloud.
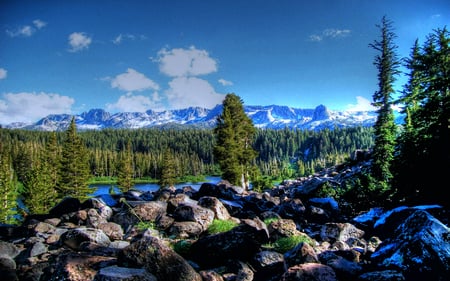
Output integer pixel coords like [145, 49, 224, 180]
[165, 77, 225, 109]
[309, 28, 351, 42]
[68, 32, 92, 52]
[6, 19, 47, 37]
[0, 92, 74, 124]
[0, 68, 7, 80]
[111, 68, 159, 92]
[157, 46, 218, 77]
[345, 96, 376, 111]
[7, 25, 33, 37]
[106, 92, 163, 112]
[218, 78, 233, 86]
[33, 19, 47, 29]
[112, 33, 146, 45]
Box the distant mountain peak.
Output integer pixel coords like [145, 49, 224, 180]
[4, 104, 380, 131]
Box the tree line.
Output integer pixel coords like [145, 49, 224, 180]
[0, 121, 373, 222]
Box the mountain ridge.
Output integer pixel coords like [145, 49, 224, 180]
[4, 104, 383, 131]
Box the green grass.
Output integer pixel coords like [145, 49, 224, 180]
[269, 234, 314, 253]
[207, 219, 239, 234]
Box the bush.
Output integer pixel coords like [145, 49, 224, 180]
[172, 240, 192, 256]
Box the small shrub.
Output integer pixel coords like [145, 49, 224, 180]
[172, 240, 192, 256]
[135, 221, 154, 231]
[207, 219, 238, 234]
[273, 234, 314, 253]
[263, 217, 280, 226]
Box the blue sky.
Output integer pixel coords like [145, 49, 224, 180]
[0, 0, 449, 125]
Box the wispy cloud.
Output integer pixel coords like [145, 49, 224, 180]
[218, 78, 233, 86]
[156, 46, 218, 77]
[110, 68, 159, 92]
[309, 28, 351, 42]
[112, 33, 147, 45]
[0, 92, 74, 124]
[68, 32, 92, 52]
[6, 19, 47, 37]
[0, 68, 7, 80]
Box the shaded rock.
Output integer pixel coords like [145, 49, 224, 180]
[277, 198, 306, 221]
[167, 221, 203, 239]
[284, 242, 319, 268]
[189, 217, 269, 268]
[252, 250, 285, 280]
[197, 196, 231, 220]
[61, 227, 111, 250]
[318, 250, 363, 280]
[371, 209, 450, 281]
[97, 222, 124, 241]
[199, 270, 224, 281]
[320, 222, 364, 244]
[94, 265, 157, 281]
[119, 236, 201, 281]
[132, 201, 167, 222]
[42, 252, 116, 281]
[281, 263, 338, 281]
[358, 270, 405, 281]
[49, 197, 80, 217]
[0, 241, 20, 259]
[172, 203, 215, 231]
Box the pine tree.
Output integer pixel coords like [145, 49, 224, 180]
[159, 148, 177, 188]
[213, 93, 257, 190]
[23, 159, 57, 214]
[394, 27, 450, 205]
[59, 117, 91, 201]
[369, 16, 400, 188]
[117, 139, 134, 192]
[0, 143, 19, 224]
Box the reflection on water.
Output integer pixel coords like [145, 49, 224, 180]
[89, 176, 221, 196]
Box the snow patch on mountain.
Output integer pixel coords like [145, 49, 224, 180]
[4, 104, 382, 131]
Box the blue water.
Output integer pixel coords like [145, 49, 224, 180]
[89, 176, 221, 196]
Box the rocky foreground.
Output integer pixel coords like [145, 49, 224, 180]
[0, 160, 449, 281]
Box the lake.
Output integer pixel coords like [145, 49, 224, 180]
[89, 176, 222, 196]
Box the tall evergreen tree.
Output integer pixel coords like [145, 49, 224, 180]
[158, 148, 177, 188]
[369, 16, 400, 188]
[23, 158, 57, 214]
[394, 27, 449, 205]
[117, 139, 134, 192]
[392, 40, 422, 202]
[0, 143, 19, 224]
[59, 117, 91, 201]
[213, 93, 257, 190]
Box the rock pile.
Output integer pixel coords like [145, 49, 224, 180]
[0, 169, 449, 280]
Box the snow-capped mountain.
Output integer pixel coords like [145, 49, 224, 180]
[4, 104, 382, 131]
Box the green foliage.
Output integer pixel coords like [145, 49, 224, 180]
[158, 148, 177, 188]
[263, 217, 280, 226]
[207, 219, 239, 234]
[270, 234, 314, 253]
[341, 172, 390, 210]
[117, 139, 134, 192]
[0, 144, 20, 224]
[369, 16, 400, 188]
[214, 93, 258, 190]
[393, 27, 450, 207]
[135, 221, 155, 231]
[59, 117, 91, 201]
[172, 240, 193, 256]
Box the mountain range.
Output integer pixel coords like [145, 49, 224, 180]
[4, 104, 385, 131]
